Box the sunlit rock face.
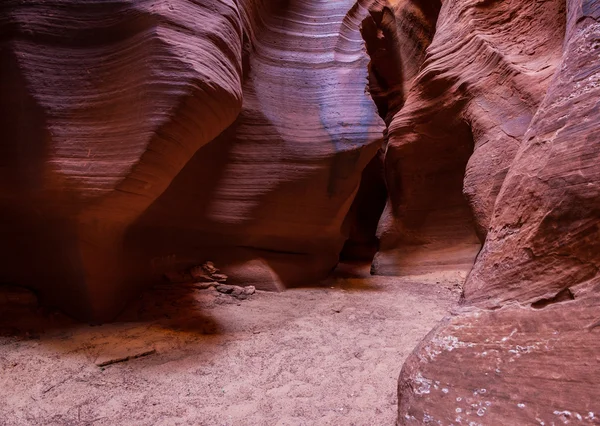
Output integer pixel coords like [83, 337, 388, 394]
[130, 0, 385, 292]
[370, 0, 566, 276]
[0, 0, 384, 321]
[391, 0, 600, 423]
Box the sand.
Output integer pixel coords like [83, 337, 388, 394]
[0, 266, 465, 425]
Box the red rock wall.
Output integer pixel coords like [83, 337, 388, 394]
[341, 0, 442, 262]
[0, 0, 384, 320]
[129, 0, 384, 291]
[396, 0, 600, 423]
[371, 0, 566, 276]
[2, 0, 599, 416]
[1, 0, 253, 320]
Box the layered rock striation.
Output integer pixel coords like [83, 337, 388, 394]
[370, 0, 566, 276]
[395, 0, 600, 423]
[0, 0, 383, 320]
[2, 0, 599, 420]
[1, 0, 252, 320]
[130, 0, 385, 291]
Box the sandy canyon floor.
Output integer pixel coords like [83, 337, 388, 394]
[0, 266, 465, 426]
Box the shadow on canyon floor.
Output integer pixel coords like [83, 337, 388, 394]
[0, 265, 468, 425]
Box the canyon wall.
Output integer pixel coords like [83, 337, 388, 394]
[396, 0, 600, 424]
[1, 0, 599, 421]
[371, 0, 565, 276]
[0, 0, 383, 321]
[129, 0, 385, 291]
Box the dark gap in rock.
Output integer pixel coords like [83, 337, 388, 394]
[341, 0, 443, 267]
[531, 287, 575, 309]
[339, 146, 387, 263]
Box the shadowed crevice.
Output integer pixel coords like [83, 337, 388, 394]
[531, 287, 575, 309]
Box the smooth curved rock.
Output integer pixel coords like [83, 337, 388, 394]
[128, 0, 384, 291]
[372, 0, 565, 276]
[0, 0, 384, 320]
[0, 0, 249, 320]
[396, 0, 600, 423]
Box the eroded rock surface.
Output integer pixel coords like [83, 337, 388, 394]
[396, 0, 600, 423]
[2, 0, 599, 421]
[399, 293, 600, 425]
[0, 0, 383, 320]
[0, 0, 251, 320]
[372, 0, 566, 276]
[130, 0, 384, 291]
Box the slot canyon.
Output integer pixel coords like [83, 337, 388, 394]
[1, 0, 599, 424]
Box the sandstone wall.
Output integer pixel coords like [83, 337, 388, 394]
[396, 0, 600, 423]
[0, 0, 384, 321]
[2, 1, 599, 419]
[371, 0, 566, 276]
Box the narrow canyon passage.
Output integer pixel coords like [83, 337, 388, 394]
[2, 0, 599, 424]
[0, 267, 465, 425]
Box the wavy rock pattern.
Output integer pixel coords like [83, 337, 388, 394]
[2, 0, 599, 418]
[0, 0, 249, 320]
[130, 0, 384, 290]
[396, 0, 600, 423]
[372, 0, 565, 276]
[0, 0, 383, 320]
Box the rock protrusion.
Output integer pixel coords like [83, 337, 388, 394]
[164, 261, 255, 300]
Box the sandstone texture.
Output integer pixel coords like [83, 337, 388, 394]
[372, 0, 565, 276]
[0, 0, 251, 320]
[395, 0, 600, 424]
[1, 0, 599, 422]
[0, 0, 383, 320]
[131, 0, 385, 291]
